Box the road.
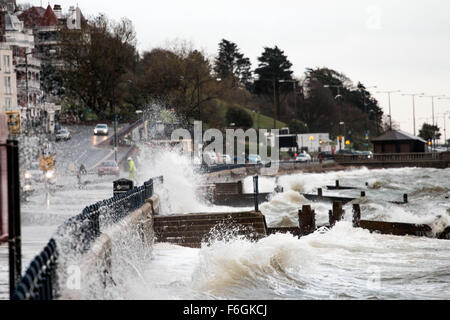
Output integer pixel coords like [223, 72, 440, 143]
[0, 123, 136, 299]
[54, 124, 129, 174]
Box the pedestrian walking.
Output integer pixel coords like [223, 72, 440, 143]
[128, 157, 138, 184]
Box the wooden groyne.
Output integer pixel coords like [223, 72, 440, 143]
[153, 211, 267, 248]
[302, 187, 408, 205]
[153, 202, 450, 249]
[199, 180, 279, 208]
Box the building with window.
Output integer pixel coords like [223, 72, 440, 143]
[1, 8, 42, 125]
[0, 43, 18, 114]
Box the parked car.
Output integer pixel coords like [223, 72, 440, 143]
[203, 151, 218, 165]
[98, 161, 120, 177]
[336, 149, 357, 155]
[56, 128, 71, 141]
[248, 154, 262, 164]
[219, 154, 233, 164]
[360, 151, 373, 159]
[94, 124, 109, 136]
[296, 153, 311, 162]
[318, 151, 335, 161]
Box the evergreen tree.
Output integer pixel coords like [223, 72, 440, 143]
[253, 46, 295, 127]
[419, 123, 441, 141]
[214, 39, 252, 89]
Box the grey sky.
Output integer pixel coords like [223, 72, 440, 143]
[27, 0, 450, 141]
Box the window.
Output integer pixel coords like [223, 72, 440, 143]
[4, 76, 11, 94]
[5, 98, 11, 111]
[3, 55, 10, 73]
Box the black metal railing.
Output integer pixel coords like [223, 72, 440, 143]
[11, 176, 160, 300]
[11, 239, 58, 300]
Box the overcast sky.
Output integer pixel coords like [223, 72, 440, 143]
[27, 0, 450, 141]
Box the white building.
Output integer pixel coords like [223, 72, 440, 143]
[3, 10, 42, 125]
[0, 44, 19, 114]
[297, 133, 333, 153]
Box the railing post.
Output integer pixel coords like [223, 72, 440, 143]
[318, 188, 323, 197]
[7, 140, 21, 299]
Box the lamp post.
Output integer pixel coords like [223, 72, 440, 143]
[23, 50, 35, 131]
[324, 84, 345, 138]
[402, 93, 424, 136]
[359, 85, 377, 150]
[254, 78, 277, 128]
[419, 94, 445, 150]
[376, 90, 401, 130]
[279, 79, 298, 117]
[437, 97, 450, 147]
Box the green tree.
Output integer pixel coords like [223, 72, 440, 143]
[59, 14, 138, 119]
[288, 119, 308, 134]
[253, 46, 295, 127]
[419, 123, 441, 141]
[214, 39, 252, 89]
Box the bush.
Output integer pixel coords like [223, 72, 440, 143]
[226, 106, 253, 128]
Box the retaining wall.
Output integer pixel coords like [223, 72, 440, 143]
[59, 194, 159, 299]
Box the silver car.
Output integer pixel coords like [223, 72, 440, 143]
[94, 124, 109, 136]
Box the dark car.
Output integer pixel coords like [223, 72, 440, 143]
[98, 161, 120, 177]
[318, 151, 335, 160]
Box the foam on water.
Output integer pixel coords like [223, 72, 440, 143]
[113, 221, 450, 300]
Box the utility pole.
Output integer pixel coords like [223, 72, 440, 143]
[360, 85, 377, 150]
[376, 90, 401, 130]
[437, 97, 450, 148]
[402, 93, 424, 136]
[419, 94, 445, 150]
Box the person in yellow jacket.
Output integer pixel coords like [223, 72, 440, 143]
[128, 157, 138, 184]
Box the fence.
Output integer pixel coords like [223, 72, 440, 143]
[11, 177, 159, 300]
[335, 152, 449, 163]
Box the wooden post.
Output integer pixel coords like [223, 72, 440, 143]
[318, 188, 323, 197]
[403, 194, 408, 203]
[299, 205, 315, 236]
[361, 191, 366, 197]
[330, 201, 343, 226]
[253, 176, 259, 212]
[352, 204, 361, 228]
[328, 210, 333, 226]
[336, 180, 340, 189]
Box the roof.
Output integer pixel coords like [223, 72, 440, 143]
[40, 5, 58, 27]
[371, 130, 427, 143]
[17, 6, 46, 28]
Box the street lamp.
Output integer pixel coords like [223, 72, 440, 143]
[402, 92, 424, 136]
[437, 97, 450, 147]
[254, 77, 277, 128]
[279, 79, 298, 117]
[419, 94, 445, 150]
[376, 90, 401, 130]
[324, 84, 345, 137]
[359, 85, 377, 149]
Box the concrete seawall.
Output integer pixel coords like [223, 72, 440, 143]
[205, 162, 345, 182]
[60, 194, 160, 299]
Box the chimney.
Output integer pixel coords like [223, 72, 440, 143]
[53, 4, 62, 19]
